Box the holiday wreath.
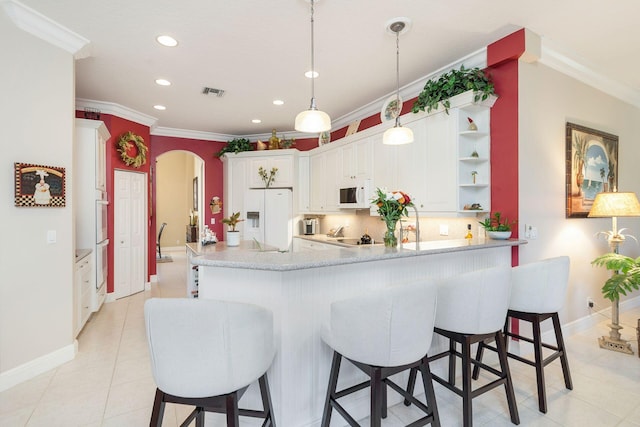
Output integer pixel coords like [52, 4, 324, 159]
[117, 131, 147, 168]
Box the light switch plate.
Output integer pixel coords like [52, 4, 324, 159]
[439, 224, 449, 236]
[47, 230, 56, 243]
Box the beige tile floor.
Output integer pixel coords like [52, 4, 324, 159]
[1, 248, 639, 426]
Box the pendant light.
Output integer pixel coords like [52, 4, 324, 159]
[295, 0, 332, 133]
[383, 20, 413, 145]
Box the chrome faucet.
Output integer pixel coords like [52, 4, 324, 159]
[412, 205, 421, 249]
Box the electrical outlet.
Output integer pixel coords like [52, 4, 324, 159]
[587, 297, 594, 308]
[210, 218, 215, 225]
[439, 224, 449, 236]
[524, 224, 538, 239]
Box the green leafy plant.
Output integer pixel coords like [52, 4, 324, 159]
[412, 65, 496, 114]
[479, 212, 515, 232]
[221, 212, 243, 231]
[215, 138, 252, 158]
[592, 253, 640, 301]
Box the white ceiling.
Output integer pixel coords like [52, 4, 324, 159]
[14, 0, 640, 137]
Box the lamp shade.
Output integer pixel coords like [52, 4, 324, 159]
[383, 125, 414, 145]
[588, 192, 640, 217]
[295, 109, 331, 133]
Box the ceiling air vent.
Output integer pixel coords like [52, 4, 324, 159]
[202, 87, 225, 97]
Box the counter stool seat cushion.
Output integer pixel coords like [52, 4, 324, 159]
[321, 280, 441, 427]
[321, 281, 438, 367]
[474, 256, 572, 414]
[408, 266, 519, 427]
[145, 298, 276, 426]
[434, 265, 512, 335]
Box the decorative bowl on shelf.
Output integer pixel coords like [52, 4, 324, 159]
[486, 231, 512, 240]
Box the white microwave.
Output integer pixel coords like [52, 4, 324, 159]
[339, 179, 372, 209]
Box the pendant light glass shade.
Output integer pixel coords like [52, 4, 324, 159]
[295, 0, 331, 133]
[295, 106, 332, 132]
[383, 20, 412, 145]
[383, 121, 414, 145]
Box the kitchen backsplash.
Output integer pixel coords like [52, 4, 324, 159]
[305, 211, 487, 242]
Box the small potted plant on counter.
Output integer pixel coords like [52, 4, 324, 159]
[222, 212, 243, 246]
[479, 212, 516, 240]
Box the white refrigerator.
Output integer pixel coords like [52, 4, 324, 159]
[244, 189, 293, 251]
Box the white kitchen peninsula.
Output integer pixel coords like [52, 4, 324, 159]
[191, 238, 524, 427]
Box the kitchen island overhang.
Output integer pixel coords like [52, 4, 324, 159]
[190, 239, 526, 426]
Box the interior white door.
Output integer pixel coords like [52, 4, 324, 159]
[114, 170, 147, 299]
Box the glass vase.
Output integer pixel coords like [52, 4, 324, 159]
[383, 220, 398, 248]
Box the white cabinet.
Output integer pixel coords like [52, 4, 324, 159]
[309, 149, 340, 213]
[247, 151, 295, 188]
[456, 105, 491, 213]
[222, 155, 248, 237]
[370, 93, 492, 216]
[76, 119, 109, 196]
[75, 118, 109, 314]
[340, 137, 372, 183]
[297, 153, 310, 212]
[422, 111, 458, 212]
[74, 255, 93, 336]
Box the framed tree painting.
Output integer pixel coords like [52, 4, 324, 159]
[15, 162, 66, 207]
[566, 123, 618, 218]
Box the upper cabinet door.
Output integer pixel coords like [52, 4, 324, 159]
[248, 155, 294, 188]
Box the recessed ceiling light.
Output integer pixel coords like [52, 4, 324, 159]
[252, 119, 262, 124]
[153, 105, 167, 110]
[304, 70, 319, 79]
[155, 79, 171, 86]
[156, 35, 178, 47]
[273, 100, 284, 106]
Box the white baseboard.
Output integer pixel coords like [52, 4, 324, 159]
[513, 295, 640, 356]
[105, 293, 117, 303]
[149, 275, 158, 283]
[0, 341, 78, 392]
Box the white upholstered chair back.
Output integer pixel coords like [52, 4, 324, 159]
[144, 298, 275, 398]
[509, 256, 570, 314]
[321, 279, 438, 367]
[435, 266, 512, 334]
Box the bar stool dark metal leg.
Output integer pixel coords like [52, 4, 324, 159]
[321, 352, 342, 427]
[495, 331, 520, 425]
[552, 313, 573, 391]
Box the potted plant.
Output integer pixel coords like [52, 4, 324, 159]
[479, 212, 515, 240]
[592, 253, 640, 301]
[412, 65, 497, 114]
[215, 138, 252, 158]
[221, 212, 243, 246]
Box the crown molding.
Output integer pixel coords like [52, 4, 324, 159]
[539, 37, 640, 108]
[2, 0, 90, 58]
[76, 98, 158, 128]
[151, 127, 230, 142]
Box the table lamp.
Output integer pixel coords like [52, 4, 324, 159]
[588, 191, 640, 354]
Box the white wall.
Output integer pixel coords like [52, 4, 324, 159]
[0, 10, 76, 386]
[518, 60, 640, 325]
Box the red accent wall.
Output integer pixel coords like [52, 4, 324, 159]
[150, 135, 226, 275]
[487, 29, 524, 267]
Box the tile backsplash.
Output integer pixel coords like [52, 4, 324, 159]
[305, 210, 488, 242]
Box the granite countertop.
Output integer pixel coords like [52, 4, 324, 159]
[75, 248, 92, 262]
[189, 237, 526, 272]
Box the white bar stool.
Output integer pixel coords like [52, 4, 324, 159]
[320, 280, 441, 427]
[474, 256, 572, 413]
[406, 265, 520, 427]
[144, 298, 276, 427]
